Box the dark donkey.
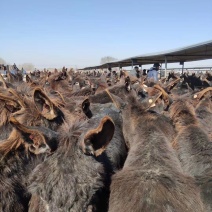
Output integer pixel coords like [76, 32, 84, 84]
[28, 115, 116, 212]
[108, 92, 204, 212]
[170, 98, 212, 211]
[193, 87, 212, 141]
[0, 117, 58, 212]
[181, 73, 210, 90]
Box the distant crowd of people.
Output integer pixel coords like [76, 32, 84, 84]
[0, 63, 26, 76]
[86, 63, 161, 82]
[133, 63, 161, 82]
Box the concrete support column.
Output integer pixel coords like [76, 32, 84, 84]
[160, 63, 162, 79]
[165, 56, 167, 78]
[180, 61, 184, 75]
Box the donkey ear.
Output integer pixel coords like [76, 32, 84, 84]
[0, 93, 22, 112]
[0, 74, 8, 89]
[81, 116, 115, 156]
[140, 92, 164, 111]
[54, 75, 62, 81]
[33, 88, 58, 120]
[193, 87, 212, 100]
[165, 78, 181, 92]
[54, 73, 64, 81]
[153, 84, 173, 110]
[82, 98, 92, 118]
[9, 117, 51, 155]
[26, 75, 33, 83]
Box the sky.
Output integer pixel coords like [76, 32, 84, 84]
[0, 0, 212, 70]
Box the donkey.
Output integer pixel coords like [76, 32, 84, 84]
[11, 88, 88, 133]
[82, 99, 128, 169]
[166, 72, 179, 82]
[108, 93, 204, 212]
[170, 98, 212, 211]
[86, 75, 135, 106]
[0, 117, 58, 212]
[193, 87, 212, 141]
[181, 73, 210, 90]
[28, 116, 116, 212]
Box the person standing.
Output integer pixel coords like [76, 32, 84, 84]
[142, 69, 147, 76]
[134, 66, 141, 79]
[147, 63, 160, 82]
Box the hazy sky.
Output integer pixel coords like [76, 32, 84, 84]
[1, 0, 212, 69]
